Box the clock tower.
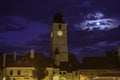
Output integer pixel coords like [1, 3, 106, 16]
[50, 13, 68, 65]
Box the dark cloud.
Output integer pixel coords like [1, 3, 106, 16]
[69, 25, 120, 47]
[0, 16, 27, 33]
[0, 0, 91, 23]
[26, 33, 50, 56]
[89, 0, 120, 18]
[0, 25, 25, 33]
[68, 25, 120, 59]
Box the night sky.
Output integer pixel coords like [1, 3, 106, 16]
[0, 0, 120, 61]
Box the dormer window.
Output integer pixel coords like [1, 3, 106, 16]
[25, 61, 29, 66]
[18, 61, 21, 66]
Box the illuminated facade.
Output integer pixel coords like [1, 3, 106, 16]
[6, 67, 36, 80]
[0, 49, 47, 80]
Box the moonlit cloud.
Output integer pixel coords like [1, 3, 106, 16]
[75, 12, 119, 31]
[84, 12, 104, 19]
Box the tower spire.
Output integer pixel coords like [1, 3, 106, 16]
[53, 13, 64, 23]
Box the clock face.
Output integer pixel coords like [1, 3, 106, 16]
[57, 31, 63, 36]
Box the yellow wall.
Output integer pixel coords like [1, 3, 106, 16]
[6, 67, 36, 80]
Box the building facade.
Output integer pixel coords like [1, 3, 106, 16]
[0, 49, 47, 80]
[6, 67, 35, 80]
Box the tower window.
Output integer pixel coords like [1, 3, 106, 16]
[58, 24, 61, 29]
[55, 48, 59, 54]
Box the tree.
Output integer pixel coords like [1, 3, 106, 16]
[32, 54, 48, 80]
[33, 64, 47, 80]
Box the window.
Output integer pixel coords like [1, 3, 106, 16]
[59, 72, 62, 74]
[58, 24, 61, 29]
[10, 70, 13, 75]
[53, 71, 55, 74]
[90, 72, 93, 76]
[17, 70, 21, 75]
[75, 72, 78, 76]
[63, 72, 66, 75]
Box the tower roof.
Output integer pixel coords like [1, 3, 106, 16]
[53, 13, 64, 23]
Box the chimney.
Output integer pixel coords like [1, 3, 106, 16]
[30, 48, 34, 59]
[14, 51, 16, 61]
[118, 43, 120, 54]
[3, 53, 6, 80]
[3, 53, 6, 68]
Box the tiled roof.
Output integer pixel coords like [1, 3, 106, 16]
[0, 52, 47, 67]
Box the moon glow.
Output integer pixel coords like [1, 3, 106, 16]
[75, 12, 119, 31]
